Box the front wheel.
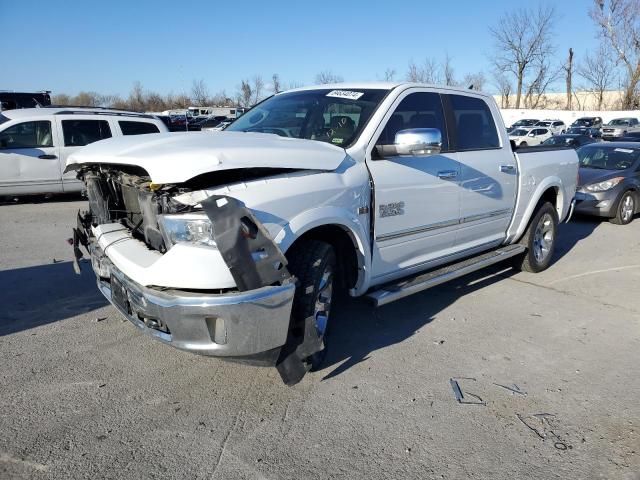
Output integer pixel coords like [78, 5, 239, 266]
[610, 191, 635, 225]
[514, 202, 558, 273]
[286, 240, 336, 370]
[520, 141, 528, 147]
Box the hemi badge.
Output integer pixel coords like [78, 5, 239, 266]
[357, 207, 370, 215]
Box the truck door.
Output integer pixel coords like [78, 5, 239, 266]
[55, 116, 113, 192]
[0, 119, 62, 195]
[445, 94, 516, 251]
[367, 90, 462, 282]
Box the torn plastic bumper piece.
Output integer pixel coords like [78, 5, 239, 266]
[71, 210, 91, 274]
[201, 195, 325, 385]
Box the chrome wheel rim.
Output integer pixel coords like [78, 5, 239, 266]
[621, 195, 634, 222]
[313, 265, 333, 337]
[533, 213, 554, 263]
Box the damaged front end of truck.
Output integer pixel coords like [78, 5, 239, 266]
[70, 165, 325, 385]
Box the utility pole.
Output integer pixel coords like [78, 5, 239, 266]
[566, 48, 574, 110]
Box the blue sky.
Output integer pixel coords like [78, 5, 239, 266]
[2, 0, 600, 97]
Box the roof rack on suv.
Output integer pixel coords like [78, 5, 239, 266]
[44, 106, 154, 119]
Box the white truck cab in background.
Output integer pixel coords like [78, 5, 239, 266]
[66, 83, 578, 384]
[0, 107, 167, 196]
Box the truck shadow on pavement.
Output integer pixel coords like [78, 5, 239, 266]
[0, 260, 107, 336]
[321, 217, 602, 380]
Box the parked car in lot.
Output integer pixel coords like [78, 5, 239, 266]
[509, 127, 553, 147]
[566, 126, 602, 138]
[193, 115, 229, 130]
[601, 117, 640, 141]
[571, 116, 603, 130]
[0, 107, 167, 196]
[535, 119, 566, 135]
[620, 131, 640, 142]
[0, 90, 51, 111]
[507, 118, 539, 133]
[574, 142, 640, 225]
[540, 134, 598, 149]
[66, 83, 578, 384]
[204, 120, 232, 131]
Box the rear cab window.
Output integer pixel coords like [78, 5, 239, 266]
[62, 119, 112, 147]
[119, 121, 160, 135]
[447, 94, 500, 150]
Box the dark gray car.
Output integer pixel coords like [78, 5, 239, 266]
[574, 142, 640, 224]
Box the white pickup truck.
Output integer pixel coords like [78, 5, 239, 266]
[66, 83, 578, 384]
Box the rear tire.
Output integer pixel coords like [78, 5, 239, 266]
[514, 202, 558, 273]
[286, 240, 336, 370]
[520, 141, 528, 147]
[610, 191, 635, 225]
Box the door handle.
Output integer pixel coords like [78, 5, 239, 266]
[38, 154, 57, 159]
[500, 164, 516, 173]
[437, 170, 458, 180]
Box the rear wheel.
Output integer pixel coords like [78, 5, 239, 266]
[515, 202, 558, 273]
[610, 191, 635, 225]
[520, 141, 528, 147]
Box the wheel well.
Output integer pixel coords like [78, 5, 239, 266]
[537, 186, 559, 212]
[285, 225, 360, 291]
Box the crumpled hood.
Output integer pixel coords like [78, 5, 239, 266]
[65, 131, 348, 183]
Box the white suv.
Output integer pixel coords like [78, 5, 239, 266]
[0, 107, 168, 196]
[534, 119, 565, 135]
[509, 127, 553, 147]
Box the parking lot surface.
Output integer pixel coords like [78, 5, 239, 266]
[1, 198, 639, 479]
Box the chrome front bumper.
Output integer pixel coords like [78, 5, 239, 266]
[91, 246, 295, 357]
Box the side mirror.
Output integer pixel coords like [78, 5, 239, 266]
[528, 132, 535, 137]
[377, 128, 442, 158]
[0, 138, 7, 149]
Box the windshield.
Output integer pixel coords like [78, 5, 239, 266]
[573, 118, 593, 126]
[578, 146, 640, 170]
[226, 89, 388, 147]
[609, 119, 631, 126]
[536, 121, 551, 126]
[511, 129, 529, 136]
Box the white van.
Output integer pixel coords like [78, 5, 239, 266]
[0, 107, 168, 196]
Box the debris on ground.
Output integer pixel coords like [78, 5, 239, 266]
[494, 382, 527, 396]
[516, 413, 571, 450]
[94, 317, 108, 322]
[450, 377, 486, 406]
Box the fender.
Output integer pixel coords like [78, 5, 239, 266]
[273, 206, 372, 295]
[508, 175, 567, 243]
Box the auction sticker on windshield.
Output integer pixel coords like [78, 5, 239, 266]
[326, 90, 364, 100]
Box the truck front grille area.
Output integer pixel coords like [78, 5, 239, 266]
[83, 169, 178, 253]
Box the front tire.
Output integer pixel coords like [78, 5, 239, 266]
[520, 141, 528, 147]
[515, 202, 558, 273]
[286, 240, 336, 370]
[610, 191, 635, 225]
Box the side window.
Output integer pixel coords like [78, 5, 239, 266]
[62, 120, 111, 147]
[0, 121, 53, 149]
[449, 95, 500, 150]
[377, 92, 448, 150]
[119, 121, 160, 135]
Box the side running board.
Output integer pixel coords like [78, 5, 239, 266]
[367, 244, 526, 307]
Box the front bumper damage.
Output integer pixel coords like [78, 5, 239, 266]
[73, 194, 324, 385]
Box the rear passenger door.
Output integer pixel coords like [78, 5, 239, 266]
[446, 94, 516, 251]
[55, 117, 113, 192]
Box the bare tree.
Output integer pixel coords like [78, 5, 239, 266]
[442, 54, 457, 86]
[406, 58, 441, 83]
[191, 79, 210, 106]
[524, 60, 561, 108]
[578, 43, 617, 110]
[272, 74, 282, 94]
[492, 70, 513, 108]
[315, 70, 344, 84]
[490, 6, 556, 108]
[564, 48, 574, 109]
[128, 81, 145, 112]
[382, 68, 396, 81]
[590, 0, 640, 108]
[463, 72, 487, 91]
[252, 75, 264, 104]
[239, 80, 253, 108]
